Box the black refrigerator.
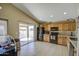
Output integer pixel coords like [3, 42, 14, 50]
[37, 27, 45, 41]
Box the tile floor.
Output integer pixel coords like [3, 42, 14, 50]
[18, 41, 68, 56]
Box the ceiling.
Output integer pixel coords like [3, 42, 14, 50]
[13, 3, 79, 22]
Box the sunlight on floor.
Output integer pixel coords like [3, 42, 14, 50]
[18, 41, 68, 56]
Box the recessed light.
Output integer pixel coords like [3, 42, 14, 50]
[50, 15, 53, 18]
[40, 18, 42, 20]
[64, 12, 67, 15]
[0, 6, 2, 10]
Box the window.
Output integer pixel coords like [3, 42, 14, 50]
[0, 20, 7, 36]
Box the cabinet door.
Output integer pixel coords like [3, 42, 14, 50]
[68, 23, 76, 31]
[62, 37, 67, 46]
[73, 23, 76, 31]
[58, 24, 62, 31]
[68, 23, 72, 31]
[62, 23, 68, 31]
[58, 37, 62, 45]
[44, 34, 49, 42]
[58, 35, 63, 45]
[58, 36, 67, 46]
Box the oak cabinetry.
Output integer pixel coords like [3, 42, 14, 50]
[62, 37, 67, 46]
[58, 35, 63, 45]
[39, 20, 76, 46]
[40, 24, 50, 42]
[62, 23, 68, 31]
[44, 34, 49, 42]
[58, 24, 62, 31]
[58, 35, 67, 46]
[43, 24, 48, 31]
[68, 23, 76, 31]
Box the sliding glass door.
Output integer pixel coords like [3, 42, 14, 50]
[19, 23, 28, 46]
[19, 23, 35, 46]
[19, 23, 28, 41]
[28, 25, 34, 41]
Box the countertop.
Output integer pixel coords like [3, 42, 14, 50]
[67, 36, 77, 49]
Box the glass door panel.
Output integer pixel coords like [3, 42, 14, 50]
[19, 23, 28, 46]
[19, 23, 35, 46]
[28, 25, 34, 41]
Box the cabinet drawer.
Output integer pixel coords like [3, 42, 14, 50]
[44, 34, 49, 42]
[58, 36, 67, 46]
[58, 37, 63, 45]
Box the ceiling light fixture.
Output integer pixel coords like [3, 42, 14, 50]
[40, 18, 42, 20]
[50, 15, 53, 18]
[64, 12, 67, 15]
[0, 6, 2, 10]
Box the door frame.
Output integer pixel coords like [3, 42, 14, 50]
[18, 22, 36, 42]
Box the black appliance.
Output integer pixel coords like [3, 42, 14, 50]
[37, 27, 45, 41]
[50, 27, 58, 44]
[37, 27, 39, 41]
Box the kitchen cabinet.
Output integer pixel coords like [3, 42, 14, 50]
[62, 23, 68, 31]
[68, 23, 76, 31]
[44, 34, 49, 42]
[58, 35, 67, 46]
[41, 21, 76, 31]
[62, 37, 67, 46]
[43, 24, 50, 31]
[58, 24, 62, 31]
[39, 20, 76, 46]
[58, 35, 63, 45]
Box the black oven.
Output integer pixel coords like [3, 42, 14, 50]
[50, 27, 58, 44]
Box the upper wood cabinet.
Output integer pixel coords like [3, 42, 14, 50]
[58, 24, 62, 31]
[58, 21, 76, 31]
[68, 22, 76, 31]
[41, 24, 50, 31]
[61, 23, 69, 31]
[40, 20, 76, 31]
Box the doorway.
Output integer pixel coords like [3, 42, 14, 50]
[19, 23, 35, 46]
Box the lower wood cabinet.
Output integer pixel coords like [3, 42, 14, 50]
[58, 35, 67, 46]
[44, 34, 49, 42]
[62, 37, 67, 46]
[58, 36, 63, 45]
[43, 34, 67, 46]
